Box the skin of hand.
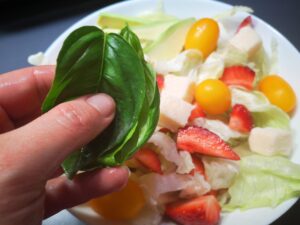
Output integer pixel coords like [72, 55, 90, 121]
[0, 66, 129, 225]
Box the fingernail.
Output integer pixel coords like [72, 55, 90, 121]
[120, 166, 131, 177]
[86, 94, 115, 117]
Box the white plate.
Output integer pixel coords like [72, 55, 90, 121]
[43, 0, 300, 225]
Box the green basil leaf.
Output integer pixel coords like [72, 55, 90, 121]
[43, 26, 150, 178]
[42, 26, 105, 111]
[115, 86, 160, 163]
[95, 27, 160, 166]
[120, 26, 156, 105]
[120, 26, 144, 60]
[82, 33, 146, 156]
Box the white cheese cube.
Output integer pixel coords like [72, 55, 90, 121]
[159, 93, 194, 132]
[229, 26, 262, 58]
[163, 74, 195, 103]
[248, 127, 293, 156]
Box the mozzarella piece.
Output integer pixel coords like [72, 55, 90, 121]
[163, 74, 195, 103]
[159, 93, 194, 131]
[229, 26, 262, 58]
[248, 127, 293, 156]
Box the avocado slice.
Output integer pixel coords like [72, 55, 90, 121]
[144, 18, 196, 61]
[131, 19, 178, 42]
[102, 20, 178, 42]
[98, 13, 147, 29]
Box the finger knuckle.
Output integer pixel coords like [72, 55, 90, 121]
[55, 102, 96, 132]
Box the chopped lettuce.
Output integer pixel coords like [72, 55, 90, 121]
[250, 47, 270, 85]
[252, 107, 290, 129]
[223, 154, 300, 211]
[139, 172, 210, 200]
[203, 156, 240, 189]
[197, 52, 224, 82]
[149, 49, 202, 78]
[218, 44, 248, 67]
[196, 44, 248, 83]
[196, 44, 248, 84]
[148, 132, 194, 174]
[231, 88, 290, 129]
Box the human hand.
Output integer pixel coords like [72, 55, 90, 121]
[0, 66, 129, 225]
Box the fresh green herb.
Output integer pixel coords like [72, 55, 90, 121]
[42, 26, 159, 178]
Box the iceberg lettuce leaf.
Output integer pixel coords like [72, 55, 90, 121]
[223, 154, 300, 211]
[231, 88, 290, 129]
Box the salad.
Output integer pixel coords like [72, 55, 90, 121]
[82, 4, 298, 225]
[32, 1, 299, 225]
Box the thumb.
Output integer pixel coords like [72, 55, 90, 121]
[0, 93, 115, 179]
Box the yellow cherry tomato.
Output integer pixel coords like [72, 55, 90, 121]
[259, 75, 296, 112]
[195, 79, 231, 115]
[88, 179, 146, 220]
[184, 18, 219, 59]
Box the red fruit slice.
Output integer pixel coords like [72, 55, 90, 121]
[237, 16, 252, 33]
[165, 195, 221, 225]
[177, 126, 240, 160]
[220, 65, 255, 90]
[156, 74, 164, 90]
[190, 155, 206, 177]
[229, 104, 253, 133]
[188, 104, 206, 123]
[134, 148, 162, 174]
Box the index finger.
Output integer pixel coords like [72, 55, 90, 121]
[0, 65, 55, 125]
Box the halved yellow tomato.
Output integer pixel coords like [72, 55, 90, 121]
[259, 75, 296, 112]
[88, 179, 146, 220]
[195, 79, 231, 115]
[185, 18, 219, 59]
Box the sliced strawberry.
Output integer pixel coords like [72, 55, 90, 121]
[237, 16, 253, 33]
[190, 155, 205, 177]
[220, 65, 255, 90]
[188, 104, 206, 123]
[156, 74, 164, 90]
[177, 126, 240, 160]
[134, 148, 162, 174]
[165, 195, 221, 225]
[229, 104, 253, 133]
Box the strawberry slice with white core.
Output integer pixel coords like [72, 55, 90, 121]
[220, 65, 255, 90]
[237, 16, 252, 33]
[177, 126, 240, 160]
[134, 148, 162, 174]
[229, 104, 253, 133]
[165, 195, 221, 225]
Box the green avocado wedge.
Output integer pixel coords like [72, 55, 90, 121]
[144, 18, 196, 61]
[97, 13, 147, 29]
[42, 26, 159, 178]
